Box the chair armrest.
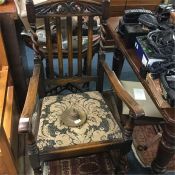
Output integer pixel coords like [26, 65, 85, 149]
[18, 64, 41, 133]
[100, 59, 145, 118]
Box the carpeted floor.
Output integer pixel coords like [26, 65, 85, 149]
[46, 153, 116, 175]
[133, 125, 175, 171]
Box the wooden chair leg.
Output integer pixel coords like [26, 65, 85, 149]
[28, 142, 42, 175]
[112, 48, 124, 78]
[151, 122, 175, 173]
[110, 150, 126, 174]
[123, 114, 134, 140]
[46, 59, 50, 79]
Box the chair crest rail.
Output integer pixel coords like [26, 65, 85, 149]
[34, 0, 104, 17]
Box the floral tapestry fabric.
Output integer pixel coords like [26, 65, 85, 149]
[36, 91, 122, 152]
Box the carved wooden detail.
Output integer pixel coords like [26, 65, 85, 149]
[35, 0, 103, 17]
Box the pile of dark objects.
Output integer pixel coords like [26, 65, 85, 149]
[119, 4, 175, 107]
[142, 5, 175, 107]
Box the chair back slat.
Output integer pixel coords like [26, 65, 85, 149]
[26, 0, 111, 87]
[44, 17, 54, 78]
[87, 16, 93, 75]
[67, 17, 73, 77]
[77, 16, 83, 76]
[56, 17, 63, 77]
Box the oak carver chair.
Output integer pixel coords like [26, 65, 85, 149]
[18, 0, 145, 174]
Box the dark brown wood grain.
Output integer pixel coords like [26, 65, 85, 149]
[45, 17, 54, 78]
[67, 16, 73, 76]
[45, 76, 97, 86]
[56, 17, 63, 77]
[87, 16, 93, 76]
[109, 0, 161, 16]
[77, 16, 83, 76]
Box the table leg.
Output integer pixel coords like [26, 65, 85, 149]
[151, 122, 175, 173]
[112, 48, 124, 78]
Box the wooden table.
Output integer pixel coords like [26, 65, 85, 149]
[107, 17, 175, 173]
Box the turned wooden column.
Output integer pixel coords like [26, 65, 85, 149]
[152, 120, 175, 173]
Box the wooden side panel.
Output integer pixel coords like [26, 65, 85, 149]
[3, 86, 13, 143]
[127, 0, 161, 4]
[0, 68, 8, 127]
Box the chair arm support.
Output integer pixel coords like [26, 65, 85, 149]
[100, 59, 145, 118]
[18, 64, 41, 133]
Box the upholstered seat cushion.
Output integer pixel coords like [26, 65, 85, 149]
[36, 91, 122, 152]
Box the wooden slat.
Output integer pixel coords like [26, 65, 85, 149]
[56, 17, 63, 77]
[45, 17, 54, 78]
[77, 16, 83, 76]
[3, 86, 13, 143]
[45, 76, 97, 86]
[96, 51, 105, 92]
[67, 17, 73, 76]
[87, 16, 93, 75]
[0, 68, 8, 128]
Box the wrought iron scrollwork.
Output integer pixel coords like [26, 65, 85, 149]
[35, 1, 103, 16]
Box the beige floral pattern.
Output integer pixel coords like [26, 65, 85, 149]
[37, 91, 122, 152]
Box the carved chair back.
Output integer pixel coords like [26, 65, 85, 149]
[26, 0, 110, 91]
